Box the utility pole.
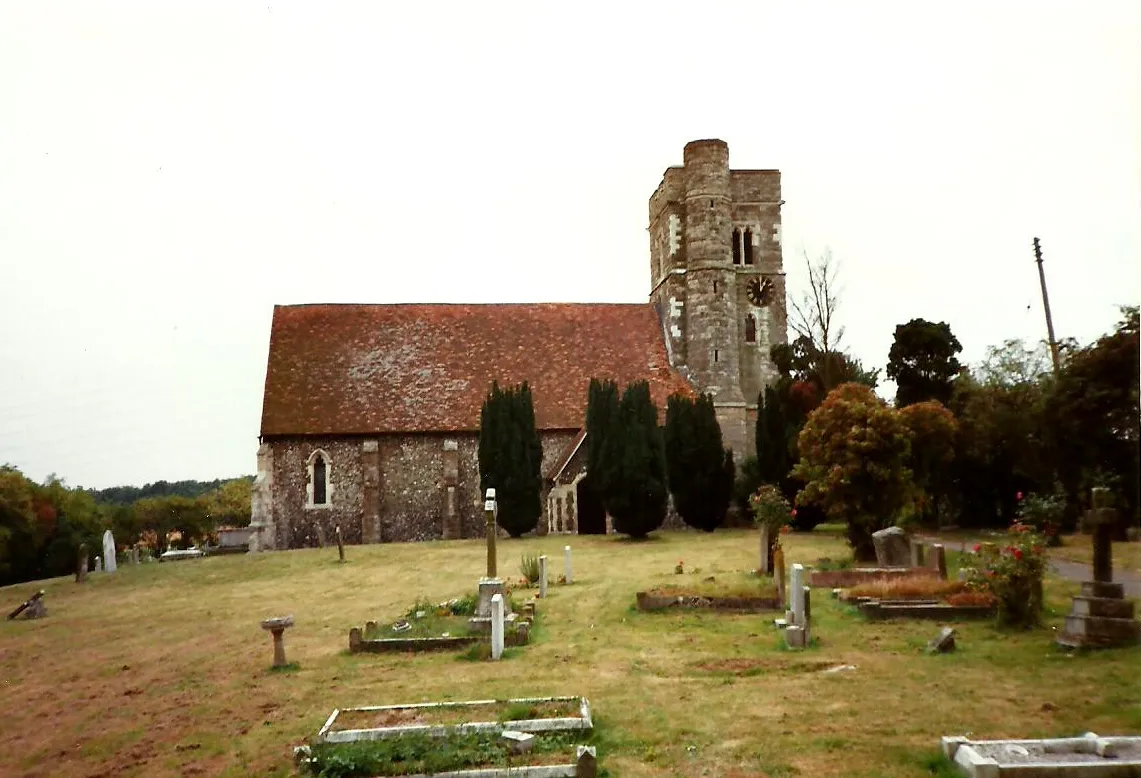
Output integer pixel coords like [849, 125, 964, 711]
[1033, 237, 1061, 376]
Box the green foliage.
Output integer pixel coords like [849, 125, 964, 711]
[748, 484, 793, 532]
[792, 383, 914, 561]
[962, 522, 1047, 628]
[586, 378, 621, 504]
[89, 476, 252, 506]
[664, 393, 733, 532]
[519, 553, 541, 584]
[305, 731, 583, 777]
[606, 381, 669, 538]
[898, 401, 958, 526]
[478, 381, 544, 537]
[733, 455, 764, 518]
[886, 318, 963, 407]
[1016, 492, 1064, 546]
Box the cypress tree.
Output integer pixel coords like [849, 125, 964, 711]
[608, 381, 668, 537]
[586, 378, 620, 504]
[665, 392, 733, 531]
[479, 381, 543, 537]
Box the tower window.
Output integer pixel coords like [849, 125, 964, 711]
[713, 281, 718, 294]
[744, 228, 755, 265]
[745, 314, 756, 343]
[732, 228, 742, 265]
[714, 349, 720, 363]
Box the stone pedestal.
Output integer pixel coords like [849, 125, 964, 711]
[261, 615, 295, 668]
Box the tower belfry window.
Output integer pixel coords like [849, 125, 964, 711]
[745, 314, 756, 343]
[732, 228, 742, 265]
[744, 229, 755, 265]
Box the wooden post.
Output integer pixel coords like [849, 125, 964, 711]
[1033, 237, 1061, 376]
[335, 525, 345, 563]
[484, 488, 498, 579]
[773, 545, 787, 609]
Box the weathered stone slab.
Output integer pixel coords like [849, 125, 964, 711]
[102, 530, 117, 573]
[490, 594, 505, 660]
[927, 627, 956, 653]
[872, 526, 911, 567]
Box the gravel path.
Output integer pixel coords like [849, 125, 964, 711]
[1047, 559, 1141, 598]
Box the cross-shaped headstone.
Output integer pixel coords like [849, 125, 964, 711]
[1086, 487, 1116, 583]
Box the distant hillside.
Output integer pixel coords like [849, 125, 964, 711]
[89, 476, 255, 505]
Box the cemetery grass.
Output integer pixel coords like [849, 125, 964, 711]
[1, 529, 1139, 778]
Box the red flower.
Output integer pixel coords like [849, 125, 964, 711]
[1013, 548, 1023, 560]
[1016, 491, 1024, 500]
[972, 543, 981, 553]
[781, 525, 791, 535]
[790, 509, 798, 517]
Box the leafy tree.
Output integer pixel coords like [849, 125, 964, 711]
[898, 401, 958, 526]
[886, 318, 963, 407]
[607, 381, 669, 538]
[754, 374, 828, 532]
[1046, 306, 1140, 532]
[664, 393, 733, 531]
[0, 466, 37, 583]
[792, 383, 914, 560]
[206, 478, 253, 527]
[478, 381, 543, 537]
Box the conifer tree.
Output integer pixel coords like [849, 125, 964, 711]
[665, 392, 733, 531]
[478, 381, 543, 537]
[607, 381, 669, 537]
[585, 378, 620, 504]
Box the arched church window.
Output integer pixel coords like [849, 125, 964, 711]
[732, 228, 742, 265]
[313, 455, 327, 505]
[743, 229, 755, 265]
[745, 314, 757, 343]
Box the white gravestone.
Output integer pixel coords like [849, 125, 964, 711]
[758, 526, 771, 575]
[564, 546, 573, 584]
[95, 556, 103, 573]
[790, 564, 805, 626]
[490, 593, 505, 660]
[538, 555, 548, 598]
[102, 530, 117, 573]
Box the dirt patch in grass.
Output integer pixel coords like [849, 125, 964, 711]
[694, 657, 838, 675]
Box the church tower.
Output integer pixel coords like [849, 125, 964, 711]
[648, 139, 787, 459]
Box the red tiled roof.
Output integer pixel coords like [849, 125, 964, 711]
[259, 303, 694, 436]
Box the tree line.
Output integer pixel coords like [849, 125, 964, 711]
[0, 472, 253, 586]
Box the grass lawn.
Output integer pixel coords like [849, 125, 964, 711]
[1, 527, 1139, 778]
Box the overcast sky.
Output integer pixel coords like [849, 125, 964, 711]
[1, 2, 1138, 489]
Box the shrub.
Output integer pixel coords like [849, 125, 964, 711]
[963, 521, 1047, 628]
[1015, 491, 1064, 546]
[664, 393, 734, 532]
[519, 554, 541, 585]
[945, 590, 998, 607]
[749, 485, 792, 533]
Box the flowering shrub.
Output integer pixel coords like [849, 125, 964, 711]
[1016, 492, 1064, 547]
[965, 521, 1047, 628]
[749, 485, 793, 533]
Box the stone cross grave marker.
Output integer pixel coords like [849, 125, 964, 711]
[538, 555, 548, 598]
[1088, 487, 1115, 583]
[490, 593, 505, 660]
[564, 545, 573, 584]
[7, 590, 47, 620]
[789, 564, 806, 626]
[102, 530, 117, 573]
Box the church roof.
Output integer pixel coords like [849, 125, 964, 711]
[259, 303, 694, 437]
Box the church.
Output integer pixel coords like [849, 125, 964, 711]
[249, 139, 787, 550]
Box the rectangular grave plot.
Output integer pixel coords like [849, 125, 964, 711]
[317, 697, 593, 744]
[943, 733, 1141, 776]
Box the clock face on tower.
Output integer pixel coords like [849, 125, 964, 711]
[746, 277, 774, 307]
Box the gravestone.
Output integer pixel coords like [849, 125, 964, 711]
[75, 543, 88, 583]
[102, 530, 117, 573]
[927, 626, 956, 653]
[576, 745, 598, 778]
[564, 545, 573, 584]
[758, 525, 771, 575]
[872, 526, 911, 567]
[930, 544, 947, 579]
[131, 547, 140, 565]
[785, 624, 806, 649]
[909, 540, 925, 568]
[490, 593, 505, 660]
[802, 586, 812, 639]
[538, 555, 548, 598]
[95, 556, 103, 573]
[789, 564, 805, 625]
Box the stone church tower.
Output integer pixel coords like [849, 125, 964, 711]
[648, 139, 787, 460]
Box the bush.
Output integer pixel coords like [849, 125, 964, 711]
[1015, 491, 1064, 546]
[733, 456, 764, 518]
[963, 521, 1047, 628]
[519, 554, 541, 585]
[748, 485, 792, 533]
